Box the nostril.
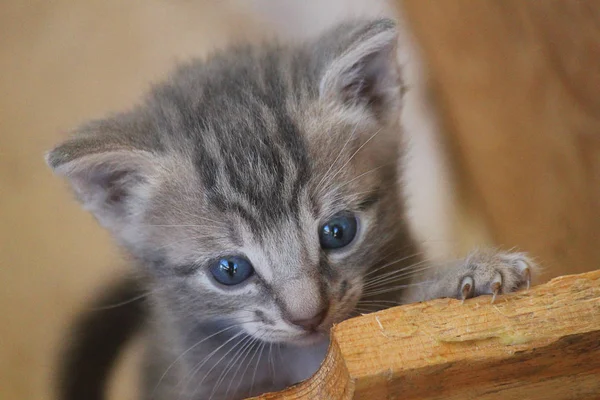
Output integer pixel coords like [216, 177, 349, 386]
[291, 308, 328, 331]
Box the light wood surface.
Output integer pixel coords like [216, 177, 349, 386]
[252, 270, 600, 399]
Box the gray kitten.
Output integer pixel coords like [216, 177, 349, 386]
[47, 19, 533, 400]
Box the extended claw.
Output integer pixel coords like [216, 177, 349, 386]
[490, 272, 502, 303]
[524, 267, 531, 290]
[460, 276, 474, 304]
[512, 256, 533, 290]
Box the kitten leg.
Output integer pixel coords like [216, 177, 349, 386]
[404, 250, 535, 303]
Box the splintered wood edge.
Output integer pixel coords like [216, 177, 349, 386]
[249, 270, 600, 399]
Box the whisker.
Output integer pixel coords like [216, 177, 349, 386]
[362, 281, 431, 298]
[357, 300, 405, 306]
[225, 333, 262, 399]
[364, 272, 433, 293]
[250, 341, 267, 396]
[175, 330, 248, 399]
[364, 261, 433, 288]
[354, 304, 381, 311]
[364, 256, 464, 291]
[364, 275, 424, 294]
[364, 252, 424, 278]
[314, 121, 360, 194]
[363, 262, 434, 290]
[142, 224, 224, 229]
[153, 320, 255, 398]
[353, 306, 378, 314]
[350, 188, 381, 197]
[268, 342, 275, 385]
[188, 331, 250, 399]
[338, 163, 392, 188]
[326, 187, 381, 206]
[325, 127, 383, 188]
[209, 334, 255, 399]
[88, 290, 155, 311]
[276, 342, 285, 378]
[238, 332, 267, 397]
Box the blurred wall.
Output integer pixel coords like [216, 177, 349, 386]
[399, 0, 600, 279]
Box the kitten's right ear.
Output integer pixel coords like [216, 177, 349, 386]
[318, 18, 401, 119]
[46, 118, 158, 229]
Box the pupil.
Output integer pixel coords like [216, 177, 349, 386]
[332, 225, 343, 239]
[220, 260, 237, 277]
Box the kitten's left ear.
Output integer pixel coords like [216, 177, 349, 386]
[319, 19, 401, 118]
[45, 114, 160, 230]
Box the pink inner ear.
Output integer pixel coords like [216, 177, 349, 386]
[51, 150, 156, 224]
[318, 26, 399, 117]
[89, 169, 136, 205]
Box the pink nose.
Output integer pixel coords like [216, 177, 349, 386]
[291, 308, 328, 331]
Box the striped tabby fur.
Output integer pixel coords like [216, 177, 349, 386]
[47, 18, 533, 400]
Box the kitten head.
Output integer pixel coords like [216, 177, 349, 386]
[47, 19, 406, 346]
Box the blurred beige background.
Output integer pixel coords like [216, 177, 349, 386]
[0, 1, 390, 399]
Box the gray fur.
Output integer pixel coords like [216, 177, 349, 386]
[47, 18, 533, 400]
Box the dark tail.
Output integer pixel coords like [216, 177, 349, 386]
[57, 275, 148, 400]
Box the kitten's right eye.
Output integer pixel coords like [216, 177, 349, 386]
[319, 212, 358, 250]
[209, 256, 254, 286]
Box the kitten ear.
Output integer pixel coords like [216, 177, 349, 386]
[46, 117, 158, 229]
[319, 19, 400, 118]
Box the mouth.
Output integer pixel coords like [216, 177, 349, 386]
[285, 308, 352, 346]
[293, 330, 329, 346]
[244, 306, 354, 346]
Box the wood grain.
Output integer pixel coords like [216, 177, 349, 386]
[251, 270, 600, 399]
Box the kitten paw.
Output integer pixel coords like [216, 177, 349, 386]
[458, 251, 534, 303]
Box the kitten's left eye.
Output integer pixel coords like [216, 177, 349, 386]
[319, 212, 358, 250]
[209, 256, 254, 286]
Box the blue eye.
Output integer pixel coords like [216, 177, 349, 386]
[209, 256, 254, 286]
[319, 213, 358, 250]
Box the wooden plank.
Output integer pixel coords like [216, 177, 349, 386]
[249, 270, 600, 399]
